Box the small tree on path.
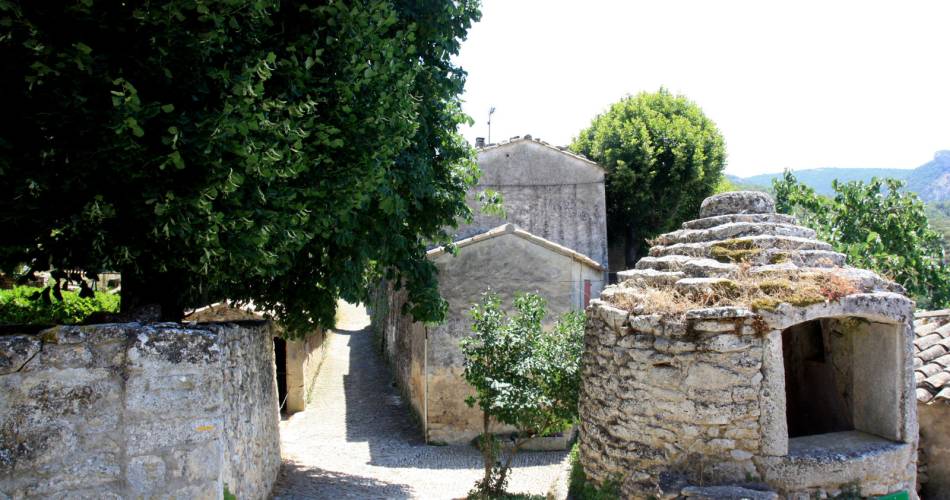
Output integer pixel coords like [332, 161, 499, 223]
[461, 292, 584, 498]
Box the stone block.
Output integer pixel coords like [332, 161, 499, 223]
[128, 455, 165, 493]
[172, 441, 221, 482]
[125, 417, 222, 456]
[0, 335, 41, 375]
[703, 334, 752, 353]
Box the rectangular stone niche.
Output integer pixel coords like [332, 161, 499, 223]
[781, 317, 903, 444]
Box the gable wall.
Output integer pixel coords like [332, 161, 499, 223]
[425, 232, 603, 443]
[457, 141, 609, 270]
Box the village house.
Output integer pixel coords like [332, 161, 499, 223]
[374, 136, 609, 444]
[914, 309, 950, 499]
[582, 191, 918, 498]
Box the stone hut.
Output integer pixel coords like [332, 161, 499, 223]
[580, 191, 918, 498]
[914, 309, 950, 498]
[381, 224, 605, 444]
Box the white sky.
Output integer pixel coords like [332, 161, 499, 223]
[454, 0, 950, 177]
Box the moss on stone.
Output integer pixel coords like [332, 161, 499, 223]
[710, 238, 762, 263]
[756, 279, 792, 295]
[768, 252, 790, 264]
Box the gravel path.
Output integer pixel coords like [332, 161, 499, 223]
[271, 302, 570, 499]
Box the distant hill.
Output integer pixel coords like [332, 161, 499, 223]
[728, 151, 950, 202]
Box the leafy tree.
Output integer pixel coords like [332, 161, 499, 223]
[571, 89, 727, 267]
[0, 1, 480, 334]
[461, 292, 584, 498]
[773, 171, 950, 309]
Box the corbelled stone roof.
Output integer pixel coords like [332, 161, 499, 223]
[603, 191, 904, 315]
[914, 309, 950, 404]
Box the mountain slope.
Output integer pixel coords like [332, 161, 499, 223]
[906, 151, 950, 203]
[729, 151, 950, 202]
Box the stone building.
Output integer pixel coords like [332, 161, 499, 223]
[457, 136, 609, 269]
[375, 136, 610, 444]
[914, 309, 950, 499]
[581, 191, 918, 498]
[380, 224, 605, 444]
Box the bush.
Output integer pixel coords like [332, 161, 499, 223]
[461, 292, 584, 498]
[0, 286, 119, 325]
[567, 444, 620, 500]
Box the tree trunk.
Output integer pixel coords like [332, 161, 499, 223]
[624, 224, 642, 268]
[120, 267, 186, 322]
[481, 411, 493, 491]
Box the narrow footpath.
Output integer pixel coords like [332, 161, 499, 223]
[271, 302, 569, 499]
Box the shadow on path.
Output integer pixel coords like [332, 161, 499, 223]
[271, 302, 569, 498]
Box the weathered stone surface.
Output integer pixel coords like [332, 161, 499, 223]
[700, 191, 776, 218]
[681, 485, 778, 499]
[0, 335, 41, 374]
[457, 137, 609, 268]
[0, 322, 279, 499]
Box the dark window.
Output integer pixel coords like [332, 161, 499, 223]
[782, 320, 854, 438]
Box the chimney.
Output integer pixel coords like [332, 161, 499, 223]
[475, 137, 486, 148]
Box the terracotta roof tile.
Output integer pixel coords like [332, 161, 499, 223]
[914, 310, 950, 404]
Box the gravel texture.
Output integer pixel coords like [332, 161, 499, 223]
[271, 303, 569, 499]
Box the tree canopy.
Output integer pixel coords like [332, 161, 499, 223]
[571, 89, 727, 267]
[773, 171, 950, 309]
[0, 0, 481, 335]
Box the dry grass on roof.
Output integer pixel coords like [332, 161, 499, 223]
[606, 265, 860, 317]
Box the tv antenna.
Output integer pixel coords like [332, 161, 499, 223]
[487, 106, 496, 144]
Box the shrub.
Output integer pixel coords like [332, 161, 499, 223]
[461, 292, 584, 498]
[0, 286, 119, 325]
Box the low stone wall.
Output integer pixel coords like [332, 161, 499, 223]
[0, 321, 280, 499]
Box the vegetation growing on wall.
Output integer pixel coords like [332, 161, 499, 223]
[461, 292, 584, 498]
[773, 171, 950, 309]
[571, 89, 727, 268]
[0, 0, 481, 336]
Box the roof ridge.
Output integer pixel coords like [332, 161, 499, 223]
[428, 224, 605, 271]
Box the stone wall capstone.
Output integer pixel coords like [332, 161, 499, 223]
[0, 321, 280, 499]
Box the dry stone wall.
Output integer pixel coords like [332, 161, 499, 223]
[0, 321, 280, 499]
[581, 305, 767, 491]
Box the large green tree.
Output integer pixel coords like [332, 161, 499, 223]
[0, 1, 481, 334]
[572, 89, 727, 267]
[774, 171, 950, 309]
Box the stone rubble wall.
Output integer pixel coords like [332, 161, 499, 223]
[580, 303, 766, 497]
[0, 321, 280, 499]
[918, 403, 950, 499]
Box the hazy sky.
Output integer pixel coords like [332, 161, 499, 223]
[454, 1, 950, 177]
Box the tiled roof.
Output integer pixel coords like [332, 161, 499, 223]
[477, 135, 604, 170]
[914, 309, 950, 404]
[427, 223, 605, 271]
